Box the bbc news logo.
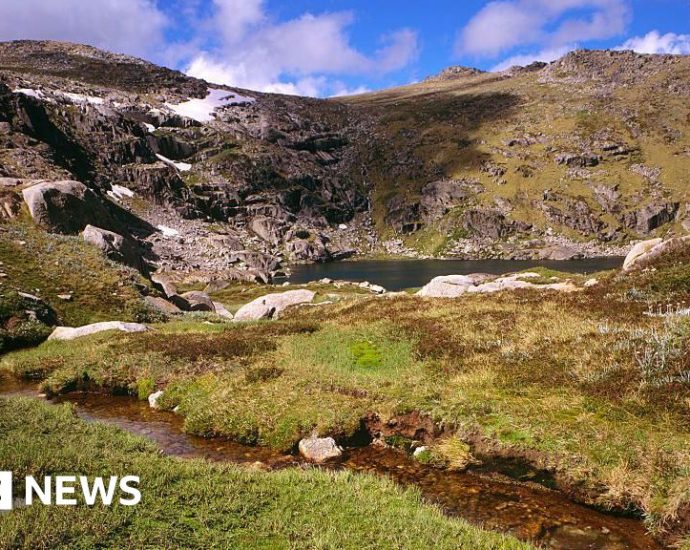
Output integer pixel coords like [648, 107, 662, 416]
[0, 472, 140, 511]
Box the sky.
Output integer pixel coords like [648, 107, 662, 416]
[0, 0, 688, 97]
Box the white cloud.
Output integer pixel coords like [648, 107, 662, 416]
[185, 4, 418, 97]
[456, 0, 630, 58]
[0, 0, 168, 58]
[617, 31, 690, 55]
[491, 45, 575, 71]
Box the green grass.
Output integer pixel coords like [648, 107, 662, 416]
[0, 397, 528, 550]
[0, 219, 149, 326]
[4, 263, 690, 540]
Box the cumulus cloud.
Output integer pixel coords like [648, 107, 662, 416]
[0, 0, 168, 58]
[617, 31, 690, 55]
[185, 4, 419, 97]
[456, 0, 630, 58]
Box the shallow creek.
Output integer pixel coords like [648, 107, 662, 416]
[0, 374, 661, 550]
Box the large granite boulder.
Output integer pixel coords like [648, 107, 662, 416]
[233, 290, 315, 322]
[48, 321, 149, 341]
[623, 236, 690, 272]
[417, 272, 579, 297]
[22, 180, 116, 234]
[82, 225, 144, 272]
[622, 238, 663, 271]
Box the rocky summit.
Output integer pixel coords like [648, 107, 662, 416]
[0, 41, 689, 285]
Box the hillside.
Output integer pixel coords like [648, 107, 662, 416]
[0, 41, 688, 284]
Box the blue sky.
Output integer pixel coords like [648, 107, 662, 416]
[0, 0, 688, 96]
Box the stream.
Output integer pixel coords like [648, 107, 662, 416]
[0, 374, 661, 550]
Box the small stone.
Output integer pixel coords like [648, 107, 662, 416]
[57, 293, 73, 301]
[298, 435, 342, 463]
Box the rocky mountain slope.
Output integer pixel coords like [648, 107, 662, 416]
[0, 41, 689, 284]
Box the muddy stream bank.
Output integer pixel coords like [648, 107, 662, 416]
[0, 374, 660, 549]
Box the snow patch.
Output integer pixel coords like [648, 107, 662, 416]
[143, 122, 156, 133]
[59, 91, 104, 105]
[165, 88, 255, 123]
[156, 153, 192, 172]
[13, 88, 44, 99]
[107, 185, 135, 202]
[157, 225, 180, 237]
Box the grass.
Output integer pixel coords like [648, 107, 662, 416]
[0, 218, 149, 326]
[0, 397, 528, 550]
[4, 262, 690, 541]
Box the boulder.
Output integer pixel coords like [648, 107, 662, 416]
[144, 296, 182, 315]
[21, 180, 116, 234]
[416, 275, 483, 297]
[298, 435, 342, 463]
[233, 290, 316, 322]
[150, 272, 178, 297]
[180, 291, 215, 312]
[418, 272, 579, 297]
[82, 225, 144, 271]
[623, 236, 690, 272]
[622, 238, 663, 271]
[48, 321, 148, 341]
[212, 301, 234, 320]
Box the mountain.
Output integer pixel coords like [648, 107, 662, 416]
[1, 41, 689, 283]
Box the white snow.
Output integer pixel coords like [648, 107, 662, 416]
[13, 88, 44, 99]
[59, 91, 104, 105]
[165, 88, 255, 123]
[143, 122, 156, 133]
[156, 153, 192, 172]
[157, 225, 180, 237]
[107, 185, 135, 201]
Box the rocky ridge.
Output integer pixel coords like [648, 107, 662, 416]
[0, 42, 688, 286]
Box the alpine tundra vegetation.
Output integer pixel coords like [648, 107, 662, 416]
[0, 37, 690, 550]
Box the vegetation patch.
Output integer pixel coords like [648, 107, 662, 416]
[0, 397, 527, 550]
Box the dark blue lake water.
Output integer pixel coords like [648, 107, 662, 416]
[288, 258, 623, 291]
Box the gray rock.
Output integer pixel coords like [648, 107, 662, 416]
[82, 225, 144, 271]
[212, 301, 234, 320]
[180, 291, 215, 312]
[144, 296, 181, 314]
[298, 435, 342, 463]
[622, 202, 679, 234]
[151, 273, 178, 297]
[623, 236, 690, 272]
[233, 289, 316, 322]
[48, 321, 149, 341]
[250, 216, 286, 245]
[22, 180, 116, 234]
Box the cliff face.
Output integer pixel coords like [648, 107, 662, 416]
[1, 41, 689, 279]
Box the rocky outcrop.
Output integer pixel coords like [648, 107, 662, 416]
[82, 225, 145, 272]
[417, 272, 579, 298]
[623, 236, 690, 272]
[298, 435, 343, 463]
[420, 179, 483, 221]
[48, 321, 148, 341]
[621, 203, 680, 235]
[233, 289, 315, 321]
[461, 209, 529, 240]
[22, 180, 116, 234]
